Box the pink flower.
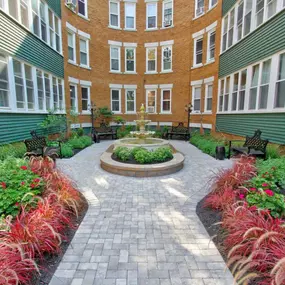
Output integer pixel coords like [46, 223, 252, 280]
[33, 178, 40, 183]
[239, 194, 245, 199]
[262, 183, 269, 187]
[265, 189, 274, 197]
[249, 206, 257, 211]
[249, 188, 257, 192]
[21, 166, 28, 170]
[15, 202, 19, 207]
[21, 181, 25, 186]
[1, 182, 6, 189]
[30, 183, 36, 189]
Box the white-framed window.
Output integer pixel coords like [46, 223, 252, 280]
[0, 54, 9, 108]
[249, 64, 260, 110]
[58, 79, 64, 110]
[49, 9, 55, 49]
[70, 84, 78, 112]
[237, 1, 244, 41]
[228, 9, 235, 48]
[194, 37, 203, 66]
[44, 73, 51, 110]
[218, 79, 224, 112]
[146, 89, 157, 113]
[238, 69, 247, 110]
[20, 0, 29, 28]
[267, 0, 277, 18]
[68, 31, 76, 63]
[232, 73, 239, 111]
[109, 0, 120, 28]
[36, 69, 44, 110]
[161, 88, 172, 113]
[146, 2, 157, 29]
[110, 46, 121, 72]
[125, 47, 136, 73]
[161, 46, 172, 72]
[146, 47, 157, 73]
[195, 0, 204, 17]
[52, 76, 59, 110]
[40, 1, 47, 42]
[224, 76, 230, 111]
[222, 15, 228, 52]
[81, 86, 90, 112]
[162, 0, 173, 28]
[25, 64, 34, 110]
[32, 0, 40, 37]
[78, 0, 88, 17]
[125, 2, 136, 30]
[13, 59, 25, 109]
[111, 88, 121, 113]
[209, 0, 217, 9]
[125, 89, 136, 113]
[8, 0, 18, 20]
[80, 38, 89, 67]
[275, 53, 285, 108]
[244, 0, 253, 36]
[192, 85, 201, 112]
[205, 83, 213, 112]
[207, 30, 215, 62]
[54, 16, 61, 53]
[256, 0, 265, 27]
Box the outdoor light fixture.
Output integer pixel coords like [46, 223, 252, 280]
[185, 103, 193, 130]
[88, 101, 97, 139]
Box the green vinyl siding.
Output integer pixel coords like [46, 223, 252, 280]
[47, 0, 61, 17]
[222, 0, 237, 15]
[216, 113, 285, 144]
[0, 11, 64, 78]
[219, 11, 285, 78]
[0, 113, 66, 145]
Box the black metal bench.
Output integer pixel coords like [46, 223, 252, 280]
[228, 129, 269, 160]
[166, 122, 190, 141]
[93, 123, 117, 143]
[24, 131, 62, 160]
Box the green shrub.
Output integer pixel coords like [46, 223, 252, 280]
[76, 128, 84, 137]
[114, 147, 132, 161]
[61, 143, 74, 158]
[0, 142, 27, 161]
[133, 148, 154, 164]
[68, 137, 85, 149]
[153, 147, 173, 162]
[266, 144, 281, 159]
[79, 136, 92, 147]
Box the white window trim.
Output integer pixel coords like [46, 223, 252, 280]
[146, 47, 157, 74]
[209, 0, 218, 10]
[162, 0, 174, 28]
[125, 46, 136, 73]
[160, 88, 172, 114]
[79, 37, 90, 69]
[81, 85, 91, 114]
[191, 83, 202, 114]
[193, 36, 203, 67]
[67, 29, 77, 65]
[109, 0, 121, 29]
[111, 88, 122, 114]
[125, 88, 137, 114]
[146, 2, 158, 30]
[161, 45, 173, 73]
[194, 0, 205, 18]
[69, 83, 78, 113]
[109, 43, 122, 73]
[207, 28, 216, 63]
[78, 0, 88, 19]
[145, 88, 157, 114]
[204, 82, 213, 113]
[124, 1, 136, 30]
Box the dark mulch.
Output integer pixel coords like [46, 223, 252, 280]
[30, 192, 88, 285]
[111, 154, 173, 165]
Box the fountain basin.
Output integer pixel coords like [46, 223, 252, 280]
[114, 138, 170, 151]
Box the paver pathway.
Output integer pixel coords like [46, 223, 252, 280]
[49, 140, 235, 285]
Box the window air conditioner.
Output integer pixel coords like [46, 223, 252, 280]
[147, 106, 155, 113]
[163, 20, 172, 27]
[66, 0, 76, 11]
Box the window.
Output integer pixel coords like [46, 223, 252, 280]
[195, 0, 204, 17]
[224, 77, 230, 111]
[193, 86, 201, 112]
[70, 85, 77, 111]
[0, 54, 9, 108]
[239, 70, 247, 110]
[49, 9, 55, 49]
[244, 0, 253, 36]
[68, 32, 76, 62]
[259, 59, 271, 109]
[125, 89, 136, 113]
[275, 53, 285, 108]
[219, 80, 224, 111]
[52, 77, 58, 109]
[161, 89, 171, 113]
[9, 0, 18, 20]
[146, 89, 156, 113]
[256, 0, 265, 27]
[249, 64, 259, 110]
[40, 1, 47, 42]
[110, 1, 120, 28]
[162, 0, 173, 27]
[207, 31, 215, 62]
[232, 73, 239, 110]
[20, 0, 29, 28]
[228, 9, 235, 47]
[205, 84, 213, 112]
[237, 2, 244, 41]
[111, 89, 121, 113]
[13, 59, 25, 109]
[194, 38, 203, 66]
[222, 15, 228, 52]
[146, 3, 157, 29]
[44, 73, 51, 110]
[125, 2, 136, 30]
[54, 17, 61, 53]
[32, 0, 40, 36]
[125, 48, 136, 72]
[162, 46, 172, 72]
[209, 0, 217, 8]
[81, 86, 90, 112]
[267, 0, 277, 18]
[110, 46, 121, 72]
[25, 65, 34, 110]
[58, 80, 63, 110]
[80, 38, 89, 67]
[36, 70, 44, 110]
[78, 0, 87, 17]
[146, 47, 157, 73]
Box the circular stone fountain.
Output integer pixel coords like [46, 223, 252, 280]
[100, 104, 185, 177]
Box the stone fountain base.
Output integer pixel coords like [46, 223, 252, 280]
[114, 138, 170, 151]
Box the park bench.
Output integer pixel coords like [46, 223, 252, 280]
[228, 129, 269, 160]
[166, 122, 190, 141]
[93, 123, 117, 143]
[24, 130, 62, 160]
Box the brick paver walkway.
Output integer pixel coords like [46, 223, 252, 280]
[49, 140, 234, 285]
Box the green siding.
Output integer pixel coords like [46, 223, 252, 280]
[216, 113, 285, 144]
[47, 0, 61, 17]
[0, 11, 64, 78]
[222, 0, 237, 15]
[219, 11, 285, 78]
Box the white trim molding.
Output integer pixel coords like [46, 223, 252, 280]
[160, 40, 174, 46]
[108, 40, 123, 46]
[109, 84, 123, 88]
[124, 84, 137, 89]
[159, 84, 173, 88]
[68, 77, 79, 84]
[78, 30, 91, 39]
[204, 76, 215, 83]
[66, 22, 77, 33]
[191, 80, 203, 86]
[145, 84, 159, 89]
[192, 29, 205, 39]
[81, 123, 92, 128]
[144, 42, 159, 47]
[206, 21, 217, 32]
[80, 80, 92, 86]
[123, 42, 137, 47]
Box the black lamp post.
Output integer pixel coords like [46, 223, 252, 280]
[185, 103, 193, 130]
[88, 101, 97, 140]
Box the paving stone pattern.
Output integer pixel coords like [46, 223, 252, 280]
[49, 141, 235, 285]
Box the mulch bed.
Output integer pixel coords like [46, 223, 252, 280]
[31, 192, 88, 285]
[111, 154, 173, 165]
